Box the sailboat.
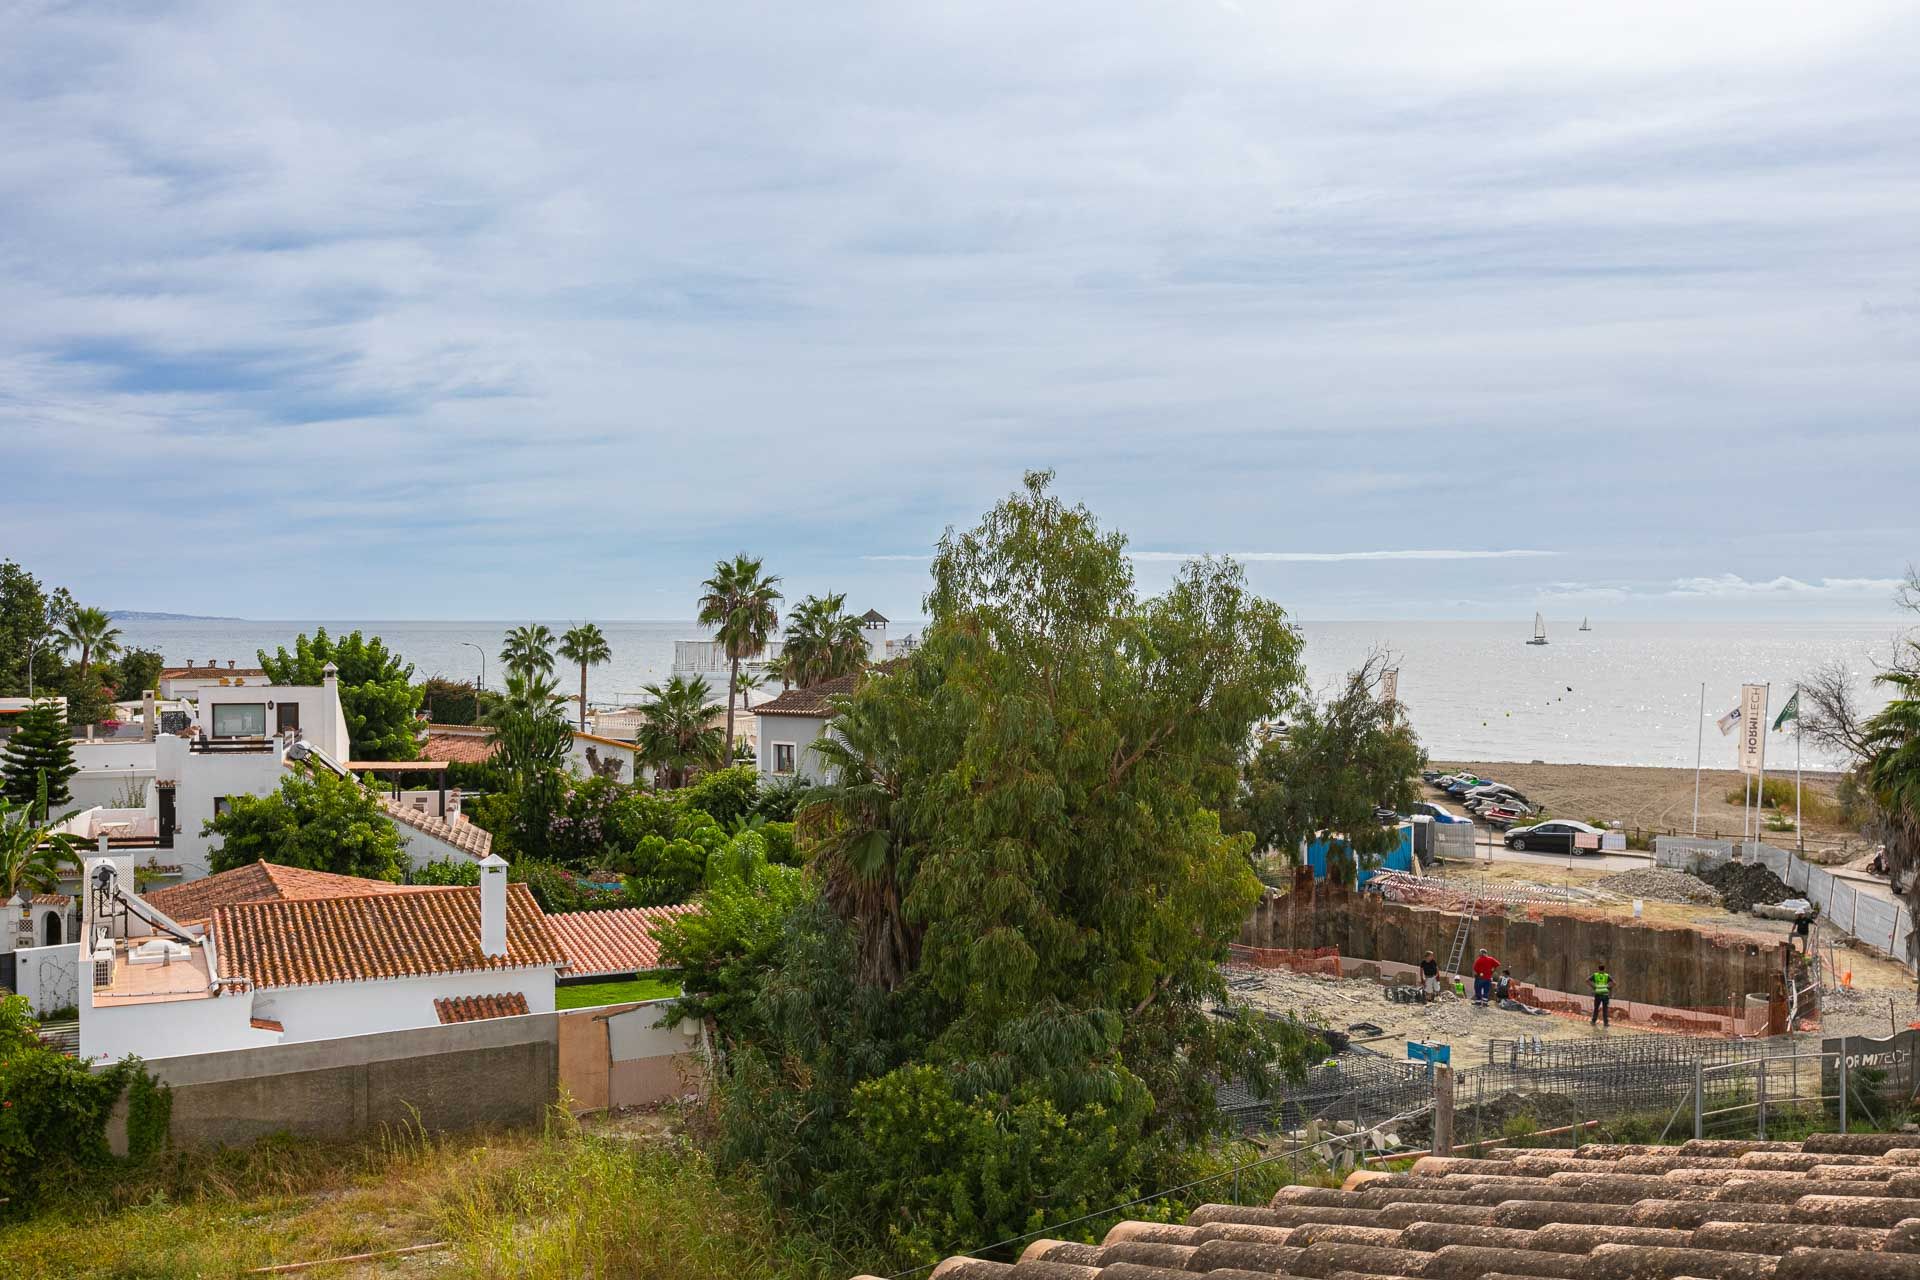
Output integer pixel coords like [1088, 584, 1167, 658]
[1528, 612, 1549, 646]
[1579, 616, 1592, 632]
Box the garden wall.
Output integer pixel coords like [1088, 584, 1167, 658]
[1241, 870, 1790, 1011]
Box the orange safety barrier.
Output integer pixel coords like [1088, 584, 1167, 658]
[1227, 944, 1344, 977]
[1509, 982, 1776, 1037]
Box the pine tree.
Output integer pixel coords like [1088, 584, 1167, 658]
[1, 699, 78, 816]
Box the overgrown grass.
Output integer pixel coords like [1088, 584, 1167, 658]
[1723, 777, 1837, 824]
[0, 1113, 862, 1280]
[554, 975, 680, 1009]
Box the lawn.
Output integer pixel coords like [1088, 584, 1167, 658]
[554, 974, 680, 1009]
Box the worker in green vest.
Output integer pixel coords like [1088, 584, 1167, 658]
[1588, 961, 1612, 1028]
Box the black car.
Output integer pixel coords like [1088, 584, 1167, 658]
[1503, 820, 1605, 855]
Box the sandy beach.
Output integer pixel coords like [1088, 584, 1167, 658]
[1429, 759, 1862, 853]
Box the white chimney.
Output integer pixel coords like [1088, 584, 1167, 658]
[142, 689, 157, 740]
[478, 854, 508, 957]
[322, 661, 339, 688]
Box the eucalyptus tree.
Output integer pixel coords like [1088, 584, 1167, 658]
[697, 555, 781, 754]
[499, 623, 557, 678]
[777, 592, 868, 690]
[557, 623, 612, 731]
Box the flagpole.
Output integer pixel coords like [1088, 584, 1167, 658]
[1794, 689, 1802, 853]
[1756, 683, 1770, 853]
[1693, 681, 1705, 836]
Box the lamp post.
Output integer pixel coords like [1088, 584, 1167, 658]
[461, 642, 486, 719]
[25, 634, 44, 698]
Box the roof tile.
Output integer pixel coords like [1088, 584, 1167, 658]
[434, 992, 531, 1023]
[143, 861, 418, 920]
[547, 905, 696, 978]
[377, 793, 494, 858]
[212, 883, 562, 989]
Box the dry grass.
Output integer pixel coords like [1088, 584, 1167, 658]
[0, 1112, 863, 1280]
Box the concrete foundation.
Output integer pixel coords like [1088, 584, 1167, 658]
[1242, 869, 1791, 1013]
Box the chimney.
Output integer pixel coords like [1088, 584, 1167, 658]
[322, 661, 339, 688]
[478, 854, 508, 957]
[142, 689, 156, 741]
[227, 659, 235, 669]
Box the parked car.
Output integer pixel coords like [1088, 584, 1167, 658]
[1503, 819, 1605, 855]
[1412, 801, 1468, 824]
[1467, 783, 1530, 806]
[1479, 804, 1528, 828]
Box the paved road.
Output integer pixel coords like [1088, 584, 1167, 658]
[1451, 828, 1654, 875]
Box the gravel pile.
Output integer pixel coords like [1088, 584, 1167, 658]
[1594, 868, 1722, 905]
[1695, 860, 1796, 913]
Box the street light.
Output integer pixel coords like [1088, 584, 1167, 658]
[461, 642, 486, 717]
[25, 634, 45, 699]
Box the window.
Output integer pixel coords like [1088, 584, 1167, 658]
[211, 702, 267, 738]
[772, 742, 796, 775]
[213, 796, 232, 818]
[276, 701, 301, 734]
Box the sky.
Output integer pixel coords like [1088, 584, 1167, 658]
[2, 2, 1916, 622]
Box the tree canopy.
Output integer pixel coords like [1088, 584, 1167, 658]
[1, 700, 78, 816]
[1236, 653, 1424, 885]
[778, 592, 867, 689]
[698, 555, 781, 758]
[558, 623, 612, 730]
[257, 628, 422, 760]
[204, 768, 405, 880]
[500, 624, 557, 678]
[0, 561, 72, 699]
[684, 472, 1315, 1263]
[636, 675, 724, 789]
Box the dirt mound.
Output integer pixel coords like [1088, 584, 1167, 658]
[1695, 860, 1795, 913]
[1595, 868, 1721, 906]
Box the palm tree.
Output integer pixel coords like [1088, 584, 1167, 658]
[735, 668, 767, 710]
[557, 623, 612, 731]
[697, 555, 782, 754]
[0, 792, 83, 901]
[500, 623, 557, 678]
[635, 675, 724, 789]
[55, 605, 121, 680]
[778, 592, 869, 690]
[1863, 666, 1920, 969]
[485, 669, 571, 784]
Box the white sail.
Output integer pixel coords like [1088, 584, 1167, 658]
[1528, 612, 1548, 645]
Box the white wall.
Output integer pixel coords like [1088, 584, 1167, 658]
[70, 740, 158, 810]
[252, 966, 557, 1044]
[153, 733, 291, 881]
[197, 680, 349, 760]
[567, 734, 646, 785]
[12, 942, 81, 1014]
[80, 987, 274, 1063]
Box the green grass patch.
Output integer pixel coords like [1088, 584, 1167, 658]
[555, 975, 680, 1009]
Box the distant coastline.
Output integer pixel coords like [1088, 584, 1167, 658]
[106, 610, 244, 622]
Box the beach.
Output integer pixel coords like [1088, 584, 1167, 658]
[1429, 759, 1860, 851]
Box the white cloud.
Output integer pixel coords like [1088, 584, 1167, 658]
[1667, 573, 1904, 597]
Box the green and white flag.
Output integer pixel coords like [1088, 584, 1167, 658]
[1773, 690, 1800, 732]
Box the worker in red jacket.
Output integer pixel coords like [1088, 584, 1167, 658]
[1471, 949, 1500, 1004]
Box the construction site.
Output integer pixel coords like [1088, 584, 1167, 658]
[1218, 848, 1920, 1154]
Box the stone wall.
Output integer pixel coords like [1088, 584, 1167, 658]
[1241, 870, 1790, 1010]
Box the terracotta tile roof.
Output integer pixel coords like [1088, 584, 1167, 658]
[377, 793, 494, 858]
[143, 861, 418, 920]
[249, 1017, 283, 1032]
[161, 666, 267, 679]
[859, 608, 888, 624]
[861, 1134, 1920, 1280]
[754, 659, 904, 718]
[434, 992, 531, 1023]
[212, 883, 563, 989]
[29, 893, 72, 907]
[547, 905, 696, 978]
[422, 732, 498, 764]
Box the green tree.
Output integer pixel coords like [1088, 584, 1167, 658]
[777, 592, 868, 690]
[0, 701, 78, 815]
[0, 562, 72, 698]
[204, 768, 405, 880]
[558, 623, 612, 731]
[1862, 662, 1920, 968]
[53, 606, 121, 687]
[485, 669, 572, 786]
[257, 628, 423, 760]
[1236, 653, 1424, 886]
[419, 674, 498, 726]
[500, 623, 557, 678]
[0, 791, 84, 899]
[697, 555, 782, 759]
[705, 472, 1314, 1263]
[112, 647, 165, 701]
[681, 764, 761, 827]
[636, 675, 724, 789]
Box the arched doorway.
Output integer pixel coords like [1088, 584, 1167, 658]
[41, 910, 62, 946]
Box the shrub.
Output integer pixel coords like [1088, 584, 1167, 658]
[754, 774, 813, 822]
[624, 808, 729, 905]
[682, 766, 761, 827]
[413, 858, 481, 886]
[205, 769, 405, 881]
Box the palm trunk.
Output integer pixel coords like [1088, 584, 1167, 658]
[725, 658, 739, 759]
[578, 664, 587, 731]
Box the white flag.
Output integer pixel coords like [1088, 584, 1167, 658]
[1738, 683, 1769, 776]
[1716, 706, 1742, 736]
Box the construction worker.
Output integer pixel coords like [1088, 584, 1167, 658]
[1494, 969, 1513, 1002]
[1420, 950, 1440, 1001]
[1589, 961, 1612, 1027]
[1471, 948, 1500, 1004]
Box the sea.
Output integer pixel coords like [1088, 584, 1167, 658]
[111, 617, 1912, 771]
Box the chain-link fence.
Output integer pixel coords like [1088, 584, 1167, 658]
[1656, 835, 1914, 964]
